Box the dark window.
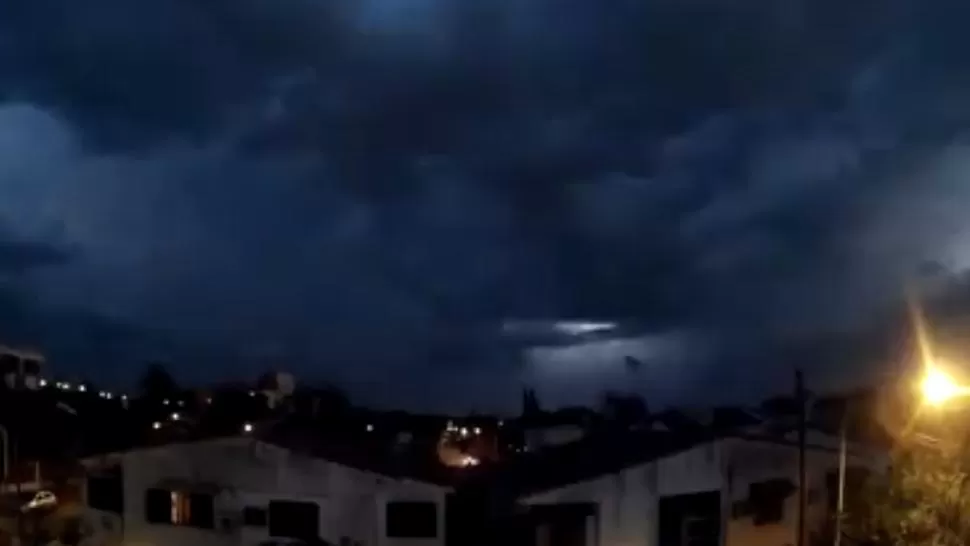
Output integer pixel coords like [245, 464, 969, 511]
[0, 354, 18, 375]
[386, 502, 437, 538]
[268, 500, 319, 539]
[22, 358, 40, 376]
[145, 489, 170, 524]
[88, 475, 124, 513]
[748, 479, 794, 525]
[243, 506, 268, 527]
[190, 493, 215, 529]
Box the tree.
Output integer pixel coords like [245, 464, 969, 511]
[138, 362, 178, 400]
[846, 442, 970, 546]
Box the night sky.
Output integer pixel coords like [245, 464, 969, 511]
[1, 0, 970, 412]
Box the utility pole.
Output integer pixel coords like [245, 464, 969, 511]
[834, 415, 847, 546]
[795, 369, 807, 546]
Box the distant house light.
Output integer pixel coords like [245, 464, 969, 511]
[170, 412, 180, 421]
[366, 424, 374, 432]
[162, 399, 170, 406]
[242, 423, 253, 433]
[78, 384, 87, 392]
[38, 379, 47, 387]
[104, 392, 113, 400]
[460, 427, 469, 438]
[473, 427, 482, 435]
[152, 422, 161, 430]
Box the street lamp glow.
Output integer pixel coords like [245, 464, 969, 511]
[921, 368, 962, 406]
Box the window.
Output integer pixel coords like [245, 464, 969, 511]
[268, 500, 319, 539]
[171, 492, 191, 525]
[243, 506, 268, 527]
[190, 493, 215, 529]
[0, 354, 18, 375]
[22, 358, 40, 376]
[144, 489, 214, 528]
[145, 489, 170, 524]
[386, 502, 437, 538]
[748, 479, 794, 525]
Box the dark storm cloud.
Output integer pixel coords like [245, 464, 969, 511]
[0, 239, 69, 273]
[2, 0, 970, 409]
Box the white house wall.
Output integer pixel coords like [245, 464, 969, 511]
[521, 438, 854, 546]
[721, 438, 859, 546]
[118, 438, 448, 546]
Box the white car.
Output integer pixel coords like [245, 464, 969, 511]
[22, 490, 57, 512]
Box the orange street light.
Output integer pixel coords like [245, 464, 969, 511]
[921, 367, 967, 407]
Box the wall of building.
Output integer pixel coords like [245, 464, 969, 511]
[722, 438, 856, 546]
[521, 437, 856, 546]
[115, 438, 448, 546]
[522, 442, 726, 546]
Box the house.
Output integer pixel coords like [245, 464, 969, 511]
[81, 428, 457, 546]
[511, 431, 874, 546]
[0, 345, 45, 391]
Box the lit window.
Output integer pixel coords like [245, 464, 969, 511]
[171, 492, 191, 525]
[145, 489, 213, 528]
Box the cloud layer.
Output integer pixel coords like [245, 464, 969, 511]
[2, 0, 970, 410]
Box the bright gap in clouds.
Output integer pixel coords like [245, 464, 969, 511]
[521, 331, 703, 408]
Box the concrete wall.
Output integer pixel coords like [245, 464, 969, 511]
[116, 438, 448, 546]
[521, 437, 855, 546]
